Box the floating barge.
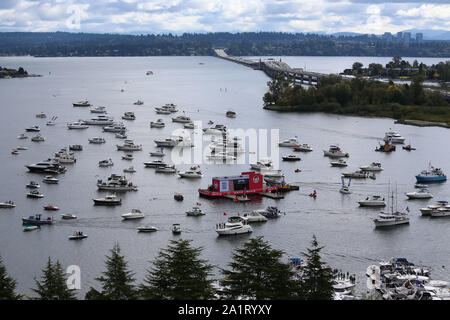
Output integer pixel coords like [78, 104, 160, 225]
[198, 171, 280, 201]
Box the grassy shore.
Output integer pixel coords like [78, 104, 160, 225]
[263, 103, 450, 127]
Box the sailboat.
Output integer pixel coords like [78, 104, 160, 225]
[46, 116, 57, 126]
[340, 176, 352, 194]
[374, 182, 409, 228]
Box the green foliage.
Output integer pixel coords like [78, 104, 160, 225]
[220, 237, 299, 300]
[33, 257, 76, 300]
[86, 243, 137, 300]
[140, 239, 215, 300]
[0, 255, 21, 300]
[298, 236, 335, 300]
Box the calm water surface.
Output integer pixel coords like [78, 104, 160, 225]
[0, 56, 450, 298]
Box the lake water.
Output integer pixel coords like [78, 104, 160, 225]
[1, 55, 450, 298]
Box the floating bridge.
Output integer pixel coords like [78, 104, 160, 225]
[214, 49, 326, 85]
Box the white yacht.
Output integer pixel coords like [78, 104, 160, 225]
[155, 108, 171, 114]
[138, 226, 158, 232]
[25, 125, 40, 132]
[374, 212, 409, 227]
[117, 140, 142, 151]
[144, 160, 167, 168]
[90, 106, 107, 113]
[360, 162, 383, 171]
[123, 166, 136, 173]
[26, 181, 40, 188]
[93, 194, 122, 206]
[178, 166, 202, 178]
[242, 211, 268, 222]
[330, 159, 348, 167]
[260, 167, 284, 178]
[82, 115, 114, 126]
[342, 170, 369, 178]
[216, 216, 253, 236]
[203, 125, 227, 135]
[172, 115, 192, 123]
[115, 132, 127, 139]
[150, 119, 165, 128]
[54, 151, 76, 164]
[279, 137, 299, 147]
[26, 190, 44, 198]
[0, 201, 16, 208]
[121, 209, 145, 220]
[122, 112, 135, 120]
[73, 100, 91, 107]
[42, 175, 59, 184]
[155, 165, 177, 174]
[384, 130, 405, 144]
[103, 124, 127, 133]
[323, 145, 349, 158]
[406, 188, 433, 199]
[154, 136, 184, 148]
[430, 207, 450, 218]
[358, 195, 387, 207]
[89, 137, 106, 144]
[250, 158, 273, 170]
[97, 174, 137, 191]
[67, 122, 89, 129]
[122, 154, 133, 160]
[420, 201, 450, 216]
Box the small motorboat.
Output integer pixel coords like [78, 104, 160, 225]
[150, 119, 165, 128]
[293, 144, 313, 152]
[26, 181, 40, 189]
[282, 155, 301, 161]
[61, 213, 77, 219]
[31, 134, 45, 142]
[90, 106, 107, 113]
[67, 122, 89, 129]
[174, 192, 184, 201]
[0, 201, 16, 208]
[122, 208, 145, 220]
[216, 216, 253, 236]
[115, 132, 127, 139]
[330, 159, 348, 167]
[184, 122, 195, 129]
[295, 169, 301, 173]
[23, 225, 39, 232]
[122, 112, 136, 120]
[122, 154, 134, 160]
[342, 170, 369, 179]
[123, 166, 136, 173]
[279, 137, 299, 147]
[406, 188, 433, 199]
[155, 165, 177, 174]
[339, 177, 351, 194]
[369, 173, 376, 180]
[36, 112, 47, 118]
[415, 183, 428, 188]
[172, 223, 182, 234]
[403, 145, 416, 151]
[27, 190, 44, 198]
[323, 145, 349, 158]
[89, 137, 106, 144]
[134, 100, 144, 105]
[16, 146, 28, 150]
[99, 159, 114, 167]
[149, 148, 165, 157]
[93, 194, 122, 206]
[186, 206, 205, 216]
[138, 226, 158, 232]
[178, 166, 202, 178]
[360, 162, 383, 171]
[17, 133, 28, 139]
[43, 175, 59, 184]
[25, 126, 40, 132]
[226, 110, 236, 118]
[44, 205, 59, 211]
[242, 211, 268, 223]
[358, 195, 386, 207]
[46, 116, 58, 126]
[11, 149, 19, 155]
[69, 144, 83, 151]
[69, 231, 87, 240]
[73, 100, 91, 107]
[144, 160, 167, 168]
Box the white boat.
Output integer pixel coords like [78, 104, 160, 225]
[358, 195, 387, 207]
[73, 100, 91, 107]
[11, 149, 19, 155]
[98, 159, 114, 167]
[278, 137, 299, 147]
[42, 175, 59, 184]
[154, 136, 184, 148]
[384, 130, 405, 144]
[250, 158, 273, 170]
[420, 201, 450, 216]
[134, 100, 144, 105]
[155, 108, 171, 114]
[323, 145, 349, 158]
[206, 152, 236, 161]
[184, 122, 195, 129]
[89, 137, 106, 144]
[17, 133, 28, 139]
[406, 188, 433, 199]
[155, 165, 177, 173]
[293, 144, 313, 152]
[16, 146, 28, 150]
[178, 166, 202, 178]
[430, 207, 450, 218]
[150, 119, 165, 128]
[216, 216, 253, 236]
[122, 154, 133, 160]
[172, 115, 192, 123]
[23, 225, 39, 232]
[331, 159, 348, 167]
[25, 126, 40, 132]
[69, 231, 87, 240]
[115, 132, 127, 139]
[61, 213, 77, 219]
[149, 148, 165, 157]
[36, 112, 47, 118]
[67, 122, 89, 129]
[26, 181, 40, 189]
[138, 226, 158, 232]
[122, 112, 135, 120]
[360, 162, 383, 171]
[31, 134, 45, 142]
[0, 201, 16, 208]
[97, 174, 137, 191]
[117, 140, 142, 151]
[159, 103, 177, 112]
[242, 211, 268, 222]
[172, 223, 182, 234]
[144, 160, 167, 168]
[90, 106, 107, 113]
[27, 190, 44, 198]
[122, 209, 145, 220]
[103, 124, 127, 133]
[82, 115, 114, 125]
[203, 125, 227, 135]
[186, 206, 205, 216]
[260, 168, 284, 178]
[93, 194, 122, 206]
[54, 152, 76, 164]
[340, 176, 352, 194]
[342, 170, 369, 178]
[123, 166, 136, 173]
[374, 184, 409, 228]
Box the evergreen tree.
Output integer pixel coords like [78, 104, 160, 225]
[220, 237, 299, 299]
[33, 257, 76, 300]
[140, 239, 215, 299]
[85, 243, 137, 300]
[0, 255, 21, 300]
[298, 235, 334, 300]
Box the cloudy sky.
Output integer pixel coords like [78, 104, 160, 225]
[0, 0, 449, 34]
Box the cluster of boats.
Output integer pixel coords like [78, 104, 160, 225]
[367, 258, 450, 300]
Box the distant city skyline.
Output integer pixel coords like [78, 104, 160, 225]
[0, 0, 449, 36]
